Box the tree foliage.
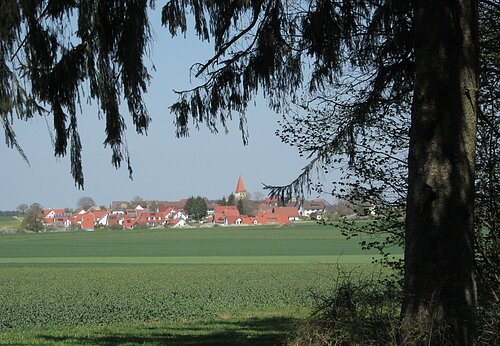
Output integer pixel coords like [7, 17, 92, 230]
[21, 202, 43, 232]
[16, 203, 28, 214]
[1, 0, 154, 188]
[184, 196, 207, 220]
[227, 193, 235, 206]
[76, 196, 95, 211]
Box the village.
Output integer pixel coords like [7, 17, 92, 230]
[37, 176, 335, 231]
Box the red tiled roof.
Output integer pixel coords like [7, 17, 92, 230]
[53, 209, 67, 214]
[225, 216, 240, 225]
[240, 216, 256, 225]
[214, 205, 239, 214]
[158, 206, 174, 214]
[272, 207, 299, 218]
[235, 175, 246, 193]
[43, 218, 54, 224]
[167, 218, 184, 226]
[92, 211, 107, 220]
[81, 214, 95, 229]
[123, 219, 137, 229]
[224, 209, 240, 217]
[212, 213, 227, 224]
[255, 213, 290, 225]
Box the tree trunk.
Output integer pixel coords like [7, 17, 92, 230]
[402, 0, 479, 344]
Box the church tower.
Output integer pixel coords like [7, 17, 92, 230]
[235, 175, 247, 200]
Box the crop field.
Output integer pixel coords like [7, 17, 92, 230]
[0, 223, 400, 344]
[0, 216, 20, 228]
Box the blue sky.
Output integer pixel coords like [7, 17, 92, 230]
[0, 18, 330, 210]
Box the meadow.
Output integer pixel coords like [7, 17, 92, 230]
[0, 223, 401, 345]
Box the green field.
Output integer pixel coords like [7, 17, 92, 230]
[0, 216, 20, 228]
[0, 223, 399, 344]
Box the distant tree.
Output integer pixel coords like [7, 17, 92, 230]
[217, 196, 227, 206]
[237, 199, 244, 215]
[194, 197, 208, 220]
[147, 201, 158, 211]
[184, 196, 208, 220]
[132, 196, 144, 203]
[30, 202, 43, 211]
[99, 206, 106, 211]
[76, 197, 95, 211]
[21, 203, 43, 232]
[227, 194, 235, 206]
[0, 210, 18, 217]
[253, 192, 265, 202]
[16, 204, 28, 214]
[237, 198, 254, 216]
[184, 197, 195, 215]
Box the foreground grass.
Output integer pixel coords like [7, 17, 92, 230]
[0, 263, 377, 330]
[0, 314, 298, 345]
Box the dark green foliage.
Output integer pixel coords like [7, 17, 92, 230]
[217, 196, 227, 206]
[236, 197, 253, 216]
[1, 0, 154, 188]
[164, 0, 414, 157]
[184, 196, 207, 220]
[227, 193, 235, 206]
[236, 198, 244, 215]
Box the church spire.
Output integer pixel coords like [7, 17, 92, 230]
[235, 175, 247, 199]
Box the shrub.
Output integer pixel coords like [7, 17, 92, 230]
[289, 271, 401, 346]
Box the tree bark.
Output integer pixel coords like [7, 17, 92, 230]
[402, 0, 479, 344]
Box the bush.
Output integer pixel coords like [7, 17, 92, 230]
[289, 271, 401, 345]
[289, 268, 499, 345]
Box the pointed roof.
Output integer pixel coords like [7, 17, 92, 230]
[235, 175, 246, 193]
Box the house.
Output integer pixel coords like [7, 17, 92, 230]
[125, 209, 138, 218]
[166, 218, 186, 228]
[171, 210, 188, 220]
[81, 214, 95, 231]
[42, 209, 72, 225]
[136, 211, 165, 227]
[272, 206, 300, 221]
[66, 213, 85, 227]
[212, 206, 240, 224]
[255, 213, 290, 225]
[98, 213, 129, 228]
[123, 218, 137, 229]
[299, 199, 331, 218]
[239, 216, 257, 225]
[206, 203, 218, 215]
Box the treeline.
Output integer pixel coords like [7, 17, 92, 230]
[0, 211, 18, 217]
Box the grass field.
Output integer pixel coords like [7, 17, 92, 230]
[0, 216, 20, 228]
[0, 223, 400, 345]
